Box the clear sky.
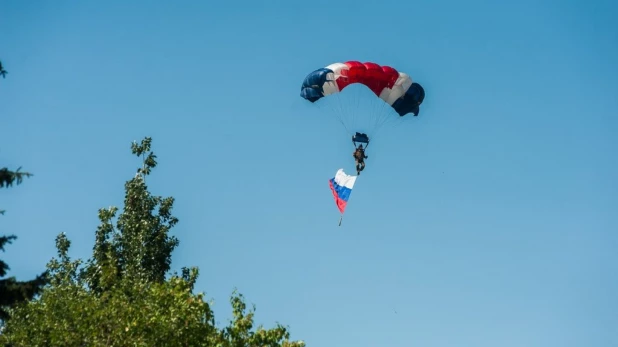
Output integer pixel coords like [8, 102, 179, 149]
[1, 1, 617, 346]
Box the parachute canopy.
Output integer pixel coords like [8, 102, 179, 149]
[300, 61, 425, 117]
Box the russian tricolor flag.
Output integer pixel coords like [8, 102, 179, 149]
[328, 169, 357, 214]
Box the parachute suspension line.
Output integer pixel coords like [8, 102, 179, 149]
[376, 103, 393, 132]
[373, 98, 388, 133]
[373, 112, 407, 138]
[372, 115, 389, 139]
[343, 94, 355, 136]
[330, 90, 341, 124]
[333, 92, 352, 135]
[374, 116, 394, 137]
[315, 97, 350, 136]
[380, 104, 392, 130]
[349, 86, 390, 137]
[353, 86, 362, 132]
[348, 89, 357, 133]
[322, 89, 342, 134]
[361, 96, 387, 138]
[366, 89, 376, 132]
[349, 87, 355, 131]
[348, 87, 355, 132]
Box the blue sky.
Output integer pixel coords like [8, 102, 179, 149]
[1, 0, 617, 346]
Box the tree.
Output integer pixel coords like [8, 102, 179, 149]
[1, 124, 47, 322]
[0, 60, 6, 79]
[1, 167, 33, 215]
[0, 137, 305, 347]
[0, 236, 47, 323]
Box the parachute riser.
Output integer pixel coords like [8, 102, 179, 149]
[353, 141, 370, 149]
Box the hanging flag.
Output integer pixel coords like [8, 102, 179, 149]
[328, 169, 357, 214]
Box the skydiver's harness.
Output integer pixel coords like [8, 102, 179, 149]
[352, 132, 369, 163]
[353, 148, 366, 161]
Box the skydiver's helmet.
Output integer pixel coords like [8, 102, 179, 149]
[409, 82, 425, 116]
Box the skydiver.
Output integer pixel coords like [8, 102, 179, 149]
[353, 144, 368, 175]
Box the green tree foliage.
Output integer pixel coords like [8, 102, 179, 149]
[1, 120, 47, 322]
[0, 236, 47, 322]
[0, 61, 33, 214]
[0, 60, 6, 79]
[1, 167, 33, 214]
[0, 138, 306, 347]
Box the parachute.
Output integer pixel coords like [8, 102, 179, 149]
[300, 61, 425, 140]
[300, 61, 427, 221]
